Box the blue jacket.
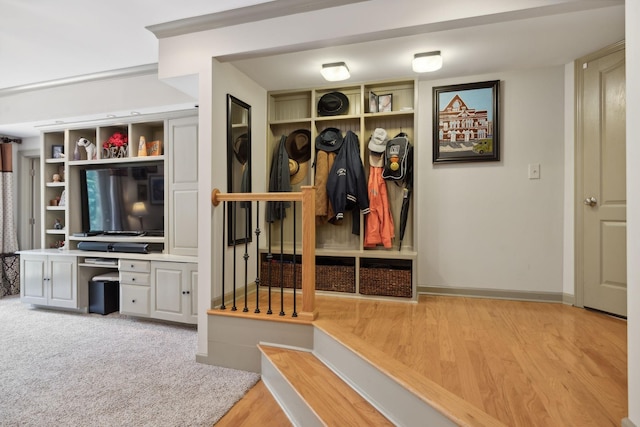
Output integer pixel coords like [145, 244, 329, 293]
[326, 131, 370, 234]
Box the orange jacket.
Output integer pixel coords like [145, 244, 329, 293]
[364, 166, 394, 248]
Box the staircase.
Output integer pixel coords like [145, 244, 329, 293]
[259, 321, 506, 427]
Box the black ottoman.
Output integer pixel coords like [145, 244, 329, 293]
[89, 273, 120, 315]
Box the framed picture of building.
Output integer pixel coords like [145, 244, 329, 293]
[432, 80, 500, 163]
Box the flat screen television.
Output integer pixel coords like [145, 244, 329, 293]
[79, 163, 164, 235]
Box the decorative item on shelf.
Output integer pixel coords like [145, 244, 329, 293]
[52, 173, 62, 183]
[317, 91, 349, 116]
[76, 137, 97, 160]
[138, 136, 148, 157]
[146, 140, 162, 156]
[58, 190, 66, 207]
[50, 240, 65, 249]
[102, 132, 129, 159]
[52, 145, 64, 159]
[53, 218, 63, 230]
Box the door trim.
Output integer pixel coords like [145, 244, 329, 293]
[17, 149, 40, 250]
[574, 40, 625, 308]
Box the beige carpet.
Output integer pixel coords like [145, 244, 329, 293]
[0, 296, 259, 426]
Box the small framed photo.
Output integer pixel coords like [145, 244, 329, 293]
[369, 91, 378, 113]
[52, 145, 64, 159]
[378, 93, 393, 112]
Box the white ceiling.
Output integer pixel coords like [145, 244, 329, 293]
[0, 0, 626, 136]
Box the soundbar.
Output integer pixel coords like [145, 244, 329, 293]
[77, 242, 156, 254]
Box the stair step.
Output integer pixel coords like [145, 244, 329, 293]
[260, 344, 393, 426]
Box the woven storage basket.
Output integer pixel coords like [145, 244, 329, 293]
[260, 261, 355, 293]
[359, 266, 412, 298]
[260, 261, 301, 288]
[316, 264, 355, 293]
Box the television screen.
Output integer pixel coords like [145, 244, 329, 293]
[80, 164, 164, 235]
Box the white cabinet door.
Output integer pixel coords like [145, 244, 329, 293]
[20, 254, 77, 308]
[20, 255, 47, 305]
[47, 255, 78, 308]
[151, 261, 197, 324]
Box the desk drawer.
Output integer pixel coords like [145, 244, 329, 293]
[120, 284, 150, 316]
[118, 259, 150, 273]
[119, 271, 150, 286]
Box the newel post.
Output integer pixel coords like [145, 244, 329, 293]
[299, 186, 317, 320]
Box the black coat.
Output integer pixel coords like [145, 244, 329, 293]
[326, 131, 370, 234]
[266, 135, 291, 222]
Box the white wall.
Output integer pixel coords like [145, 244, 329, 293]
[418, 66, 565, 294]
[626, 0, 639, 423]
[0, 73, 195, 129]
[195, 59, 267, 356]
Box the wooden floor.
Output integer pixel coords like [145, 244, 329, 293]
[215, 294, 627, 426]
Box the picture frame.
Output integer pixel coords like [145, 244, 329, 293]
[433, 80, 500, 163]
[52, 145, 64, 159]
[369, 91, 379, 113]
[378, 93, 393, 113]
[149, 175, 164, 205]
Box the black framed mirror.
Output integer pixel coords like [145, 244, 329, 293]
[227, 94, 252, 246]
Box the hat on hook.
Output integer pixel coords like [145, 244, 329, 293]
[315, 127, 343, 152]
[285, 129, 311, 184]
[368, 128, 388, 153]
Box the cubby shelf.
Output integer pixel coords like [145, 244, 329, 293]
[266, 79, 417, 300]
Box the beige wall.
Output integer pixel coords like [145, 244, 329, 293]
[417, 66, 565, 294]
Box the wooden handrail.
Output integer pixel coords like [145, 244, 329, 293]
[211, 189, 304, 205]
[211, 187, 317, 321]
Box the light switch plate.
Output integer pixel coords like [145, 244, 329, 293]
[528, 163, 540, 179]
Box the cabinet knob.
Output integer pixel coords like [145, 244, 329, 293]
[186, 291, 190, 295]
[182, 291, 186, 295]
[132, 299, 136, 303]
[130, 264, 134, 268]
[132, 278, 136, 282]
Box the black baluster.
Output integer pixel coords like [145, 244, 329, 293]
[292, 201, 298, 317]
[232, 201, 237, 311]
[243, 200, 250, 313]
[267, 220, 273, 315]
[220, 201, 226, 310]
[279, 202, 285, 316]
[255, 202, 261, 314]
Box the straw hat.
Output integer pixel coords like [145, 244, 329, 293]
[285, 129, 311, 184]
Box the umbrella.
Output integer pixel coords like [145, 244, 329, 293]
[397, 143, 414, 251]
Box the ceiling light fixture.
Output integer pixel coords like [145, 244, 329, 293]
[412, 51, 443, 73]
[321, 62, 350, 82]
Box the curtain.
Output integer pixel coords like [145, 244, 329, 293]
[1, 143, 20, 298]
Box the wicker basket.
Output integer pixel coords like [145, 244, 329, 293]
[316, 264, 355, 293]
[359, 266, 412, 298]
[260, 261, 355, 293]
[260, 261, 301, 288]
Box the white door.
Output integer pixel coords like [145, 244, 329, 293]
[578, 43, 626, 317]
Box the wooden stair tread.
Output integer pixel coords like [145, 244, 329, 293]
[314, 320, 508, 427]
[260, 345, 393, 426]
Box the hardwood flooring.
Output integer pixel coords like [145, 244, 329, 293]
[214, 294, 627, 426]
